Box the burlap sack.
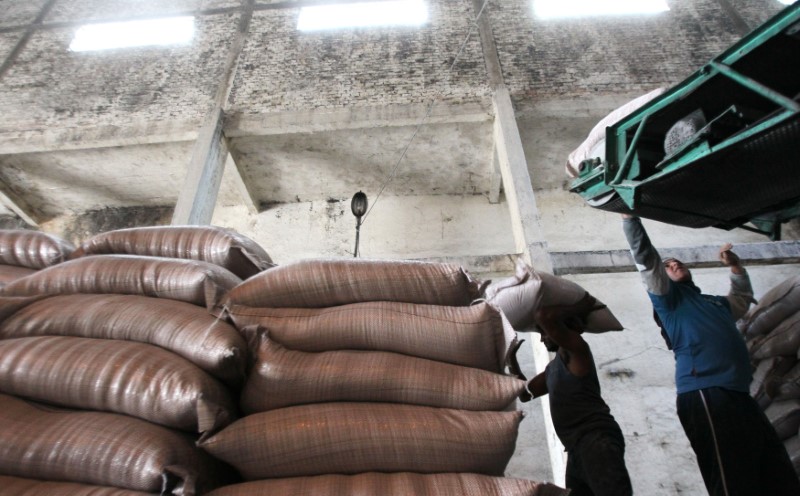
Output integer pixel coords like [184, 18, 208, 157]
[0, 264, 35, 287]
[239, 326, 525, 413]
[775, 362, 800, 401]
[750, 356, 797, 409]
[0, 475, 154, 496]
[199, 402, 522, 479]
[784, 435, 800, 474]
[205, 473, 569, 496]
[0, 255, 241, 315]
[765, 399, 800, 440]
[565, 88, 666, 178]
[0, 229, 74, 269]
[224, 258, 483, 308]
[751, 310, 800, 360]
[0, 294, 247, 386]
[0, 394, 229, 494]
[739, 274, 800, 337]
[227, 301, 515, 372]
[485, 260, 622, 332]
[0, 295, 47, 325]
[0, 336, 236, 433]
[69, 226, 274, 280]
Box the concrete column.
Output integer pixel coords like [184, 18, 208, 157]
[171, 109, 228, 225]
[172, 0, 254, 225]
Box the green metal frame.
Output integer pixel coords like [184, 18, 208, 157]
[570, 3, 800, 239]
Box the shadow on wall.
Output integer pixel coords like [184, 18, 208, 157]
[56, 206, 174, 245]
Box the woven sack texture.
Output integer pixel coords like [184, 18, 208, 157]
[205, 473, 569, 496]
[0, 293, 246, 386]
[239, 326, 525, 413]
[0, 295, 47, 325]
[0, 264, 35, 287]
[765, 399, 800, 441]
[0, 254, 241, 315]
[69, 225, 273, 279]
[0, 475, 154, 496]
[739, 274, 800, 337]
[0, 393, 228, 494]
[227, 300, 513, 372]
[750, 356, 797, 409]
[775, 362, 800, 401]
[224, 258, 482, 308]
[0, 229, 75, 269]
[199, 402, 521, 479]
[751, 309, 800, 360]
[0, 336, 236, 433]
[485, 260, 622, 332]
[565, 87, 665, 178]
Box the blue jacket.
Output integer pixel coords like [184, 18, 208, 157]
[623, 217, 753, 394]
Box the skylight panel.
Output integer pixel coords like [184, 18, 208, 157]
[69, 16, 195, 52]
[533, 0, 670, 19]
[297, 0, 428, 31]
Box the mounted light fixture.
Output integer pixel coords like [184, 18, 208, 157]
[351, 191, 368, 258]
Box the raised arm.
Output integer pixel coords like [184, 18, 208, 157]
[719, 243, 755, 319]
[622, 215, 670, 296]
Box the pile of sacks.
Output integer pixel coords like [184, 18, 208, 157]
[0, 226, 571, 496]
[0, 226, 273, 495]
[203, 258, 566, 495]
[742, 274, 800, 475]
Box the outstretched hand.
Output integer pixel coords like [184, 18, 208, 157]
[719, 243, 744, 274]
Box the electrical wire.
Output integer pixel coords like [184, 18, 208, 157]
[360, 0, 490, 226]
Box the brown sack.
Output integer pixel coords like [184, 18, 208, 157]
[775, 362, 800, 401]
[0, 475, 155, 496]
[739, 274, 800, 337]
[69, 226, 273, 279]
[0, 264, 35, 287]
[240, 326, 525, 413]
[0, 255, 241, 315]
[0, 393, 229, 494]
[199, 402, 522, 479]
[227, 301, 514, 372]
[205, 473, 569, 496]
[765, 399, 800, 441]
[0, 229, 74, 269]
[0, 294, 247, 386]
[750, 356, 797, 409]
[224, 258, 483, 308]
[485, 260, 622, 332]
[0, 336, 236, 433]
[751, 310, 800, 360]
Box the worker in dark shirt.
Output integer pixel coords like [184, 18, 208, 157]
[622, 214, 800, 495]
[525, 292, 633, 496]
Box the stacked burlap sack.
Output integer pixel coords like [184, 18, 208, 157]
[741, 274, 800, 476]
[0, 225, 274, 495]
[484, 259, 624, 333]
[201, 258, 568, 495]
[0, 230, 74, 288]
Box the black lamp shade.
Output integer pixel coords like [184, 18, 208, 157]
[351, 191, 368, 218]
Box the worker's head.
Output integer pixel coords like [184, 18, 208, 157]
[534, 324, 560, 352]
[663, 257, 692, 283]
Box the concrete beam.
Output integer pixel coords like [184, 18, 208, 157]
[172, 110, 228, 225]
[492, 87, 552, 273]
[225, 152, 259, 215]
[489, 143, 502, 204]
[550, 240, 800, 275]
[0, 183, 38, 227]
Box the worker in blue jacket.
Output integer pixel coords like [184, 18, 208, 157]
[622, 214, 800, 495]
